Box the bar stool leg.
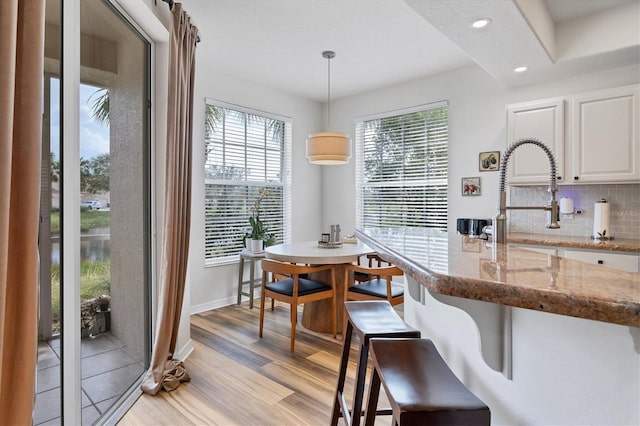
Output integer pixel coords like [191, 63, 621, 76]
[351, 342, 370, 426]
[330, 320, 353, 426]
[363, 368, 381, 426]
[237, 256, 245, 305]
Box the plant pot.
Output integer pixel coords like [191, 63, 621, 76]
[248, 239, 263, 253]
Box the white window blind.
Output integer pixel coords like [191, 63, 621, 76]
[356, 103, 448, 230]
[204, 100, 291, 262]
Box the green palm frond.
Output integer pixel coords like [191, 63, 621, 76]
[89, 89, 109, 126]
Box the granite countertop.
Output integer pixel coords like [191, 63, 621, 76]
[507, 232, 640, 253]
[356, 228, 640, 327]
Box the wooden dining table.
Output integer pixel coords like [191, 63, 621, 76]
[264, 240, 374, 333]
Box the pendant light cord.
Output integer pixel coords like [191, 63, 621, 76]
[327, 54, 331, 128]
[322, 50, 336, 129]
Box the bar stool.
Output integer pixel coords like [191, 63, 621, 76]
[364, 338, 491, 426]
[237, 250, 266, 309]
[330, 301, 421, 426]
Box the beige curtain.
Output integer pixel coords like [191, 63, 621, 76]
[141, 2, 199, 395]
[0, 0, 46, 423]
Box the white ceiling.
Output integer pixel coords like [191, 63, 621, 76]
[181, 0, 640, 102]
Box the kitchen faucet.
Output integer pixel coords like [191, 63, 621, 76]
[493, 138, 560, 244]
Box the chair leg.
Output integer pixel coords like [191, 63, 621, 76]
[331, 290, 337, 339]
[259, 274, 266, 338]
[290, 303, 297, 352]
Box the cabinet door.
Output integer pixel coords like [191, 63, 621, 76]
[563, 249, 639, 273]
[510, 245, 557, 255]
[571, 85, 639, 183]
[506, 98, 565, 184]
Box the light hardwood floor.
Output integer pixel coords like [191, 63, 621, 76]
[119, 301, 395, 425]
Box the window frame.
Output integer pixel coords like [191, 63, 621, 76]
[355, 101, 449, 231]
[203, 98, 292, 266]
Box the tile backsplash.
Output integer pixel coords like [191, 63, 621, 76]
[508, 184, 640, 240]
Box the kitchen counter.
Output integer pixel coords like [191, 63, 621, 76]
[508, 232, 640, 253]
[356, 228, 640, 327]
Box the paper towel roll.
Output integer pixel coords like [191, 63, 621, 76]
[560, 197, 574, 214]
[593, 198, 610, 239]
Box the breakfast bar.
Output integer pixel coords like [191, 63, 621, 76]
[356, 227, 640, 425]
[355, 228, 639, 327]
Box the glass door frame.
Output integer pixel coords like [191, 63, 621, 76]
[59, 0, 154, 422]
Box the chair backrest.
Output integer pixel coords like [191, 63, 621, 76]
[347, 263, 404, 282]
[367, 253, 390, 268]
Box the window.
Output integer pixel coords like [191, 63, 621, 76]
[355, 102, 448, 230]
[204, 100, 291, 262]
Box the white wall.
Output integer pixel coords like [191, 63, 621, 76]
[404, 287, 640, 425]
[131, 0, 639, 363]
[187, 60, 639, 316]
[322, 63, 640, 234]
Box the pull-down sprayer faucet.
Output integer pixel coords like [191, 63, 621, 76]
[493, 138, 560, 244]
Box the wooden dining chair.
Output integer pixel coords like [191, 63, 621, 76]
[343, 263, 405, 323]
[259, 259, 337, 351]
[354, 253, 391, 283]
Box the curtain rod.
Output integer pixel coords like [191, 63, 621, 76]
[161, 0, 201, 43]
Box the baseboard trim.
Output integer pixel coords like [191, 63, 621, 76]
[174, 338, 194, 361]
[190, 291, 261, 315]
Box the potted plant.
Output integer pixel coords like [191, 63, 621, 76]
[243, 188, 274, 252]
[95, 294, 111, 312]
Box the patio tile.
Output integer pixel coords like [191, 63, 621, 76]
[81, 334, 118, 358]
[33, 388, 61, 425]
[95, 395, 120, 415]
[82, 349, 139, 379]
[36, 365, 60, 393]
[82, 363, 144, 404]
[82, 404, 101, 425]
[36, 417, 61, 426]
[38, 342, 60, 370]
[82, 389, 92, 408]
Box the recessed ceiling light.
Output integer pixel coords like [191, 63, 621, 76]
[471, 18, 491, 29]
[514, 66, 528, 73]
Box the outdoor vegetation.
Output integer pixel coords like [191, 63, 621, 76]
[48, 87, 112, 333]
[50, 209, 111, 333]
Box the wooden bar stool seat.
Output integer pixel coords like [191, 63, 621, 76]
[330, 301, 421, 426]
[364, 338, 491, 426]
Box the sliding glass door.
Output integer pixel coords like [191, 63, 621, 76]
[36, 0, 151, 423]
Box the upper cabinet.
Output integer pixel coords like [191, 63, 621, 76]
[506, 98, 565, 184]
[506, 84, 639, 185]
[571, 86, 639, 183]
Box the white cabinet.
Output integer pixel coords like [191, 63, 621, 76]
[571, 85, 639, 183]
[505, 85, 640, 185]
[563, 249, 639, 273]
[506, 98, 565, 184]
[510, 245, 557, 256]
[509, 244, 639, 273]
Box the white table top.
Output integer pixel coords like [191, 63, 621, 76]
[265, 240, 374, 265]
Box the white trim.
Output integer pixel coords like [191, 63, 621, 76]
[354, 100, 449, 122]
[61, 1, 83, 423]
[205, 97, 293, 122]
[173, 338, 194, 362]
[190, 292, 262, 315]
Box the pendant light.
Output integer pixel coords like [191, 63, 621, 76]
[306, 51, 351, 165]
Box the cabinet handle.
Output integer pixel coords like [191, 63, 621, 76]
[597, 260, 604, 265]
[574, 176, 579, 180]
[557, 176, 562, 180]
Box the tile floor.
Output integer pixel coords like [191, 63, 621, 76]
[34, 333, 145, 425]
